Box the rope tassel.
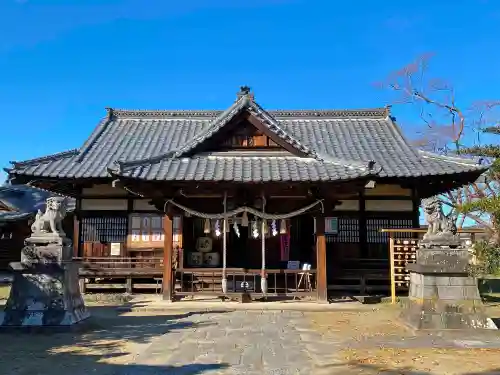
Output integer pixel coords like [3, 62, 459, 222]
[203, 218, 211, 234]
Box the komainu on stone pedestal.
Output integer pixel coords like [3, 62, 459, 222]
[0, 197, 89, 328]
[401, 196, 495, 330]
[420, 196, 461, 248]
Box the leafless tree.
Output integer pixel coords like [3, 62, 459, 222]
[377, 54, 500, 235]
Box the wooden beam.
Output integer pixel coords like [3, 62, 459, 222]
[315, 213, 327, 303]
[245, 113, 310, 157]
[162, 214, 174, 301]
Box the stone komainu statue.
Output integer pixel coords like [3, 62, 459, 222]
[422, 196, 457, 239]
[30, 197, 67, 236]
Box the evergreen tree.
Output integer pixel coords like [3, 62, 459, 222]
[456, 126, 500, 244]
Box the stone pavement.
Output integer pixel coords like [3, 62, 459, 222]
[109, 308, 500, 375]
[117, 310, 334, 375]
[47, 305, 496, 375]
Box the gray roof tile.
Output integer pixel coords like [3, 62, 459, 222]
[6, 96, 487, 183]
[119, 156, 372, 182]
[0, 184, 75, 223]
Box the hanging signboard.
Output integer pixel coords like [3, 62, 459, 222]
[110, 242, 121, 256]
[127, 213, 164, 249]
[325, 217, 339, 234]
[313, 217, 339, 234]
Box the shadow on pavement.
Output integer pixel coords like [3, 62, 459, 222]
[0, 307, 230, 375]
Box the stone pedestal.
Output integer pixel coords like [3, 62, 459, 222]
[401, 245, 494, 330]
[1, 235, 89, 328]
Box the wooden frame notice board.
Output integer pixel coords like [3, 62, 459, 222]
[127, 213, 164, 249]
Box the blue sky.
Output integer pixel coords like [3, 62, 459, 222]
[0, 0, 498, 188]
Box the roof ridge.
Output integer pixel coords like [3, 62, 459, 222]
[247, 101, 320, 160]
[114, 153, 379, 175]
[107, 107, 390, 119]
[202, 151, 378, 170]
[113, 151, 179, 172]
[111, 96, 384, 173]
[418, 150, 483, 166]
[383, 116, 421, 160]
[9, 149, 78, 168]
[172, 95, 252, 157]
[76, 113, 114, 163]
[171, 95, 327, 160]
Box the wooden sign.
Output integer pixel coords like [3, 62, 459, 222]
[325, 217, 339, 234]
[110, 242, 121, 256]
[127, 213, 165, 249]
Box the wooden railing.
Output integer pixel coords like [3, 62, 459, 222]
[75, 258, 316, 299]
[75, 257, 164, 293]
[175, 268, 316, 299]
[75, 257, 163, 276]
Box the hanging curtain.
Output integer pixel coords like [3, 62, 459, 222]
[280, 220, 291, 261]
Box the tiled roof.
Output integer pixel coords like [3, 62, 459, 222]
[115, 154, 374, 182]
[169, 94, 321, 160]
[6, 90, 487, 183]
[0, 211, 32, 223]
[0, 184, 75, 223]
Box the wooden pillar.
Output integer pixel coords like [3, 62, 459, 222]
[162, 214, 174, 301]
[389, 233, 396, 304]
[411, 187, 420, 230]
[316, 214, 327, 302]
[359, 191, 367, 258]
[260, 195, 267, 296]
[74, 198, 82, 258]
[126, 277, 133, 294]
[79, 278, 86, 294]
[73, 215, 80, 258]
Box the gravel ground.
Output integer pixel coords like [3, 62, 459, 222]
[307, 305, 500, 374]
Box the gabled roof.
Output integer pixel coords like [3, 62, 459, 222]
[5, 87, 487, 184]
[169, 92, 320, 160]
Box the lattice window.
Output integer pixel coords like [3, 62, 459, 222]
[366, 218, 413, 244]
[327, 218, 359, 243]
[80, 217, 128, 243]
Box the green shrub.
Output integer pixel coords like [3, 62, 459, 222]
[470, 240, 500, 276]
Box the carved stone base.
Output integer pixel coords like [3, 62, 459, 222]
[1, 262, 89, 327]
[401, 297, 495, 330]
[420, 234, 461, 249]
[401, 251, 496, 330]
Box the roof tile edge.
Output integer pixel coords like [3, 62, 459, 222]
[9, 149, 79, 167]
[108, 107, 390, 119]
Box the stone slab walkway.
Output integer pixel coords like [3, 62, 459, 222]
[122, 310, 320, 374]
[3, 305, 500, 374]
[113, 309, 500, 375]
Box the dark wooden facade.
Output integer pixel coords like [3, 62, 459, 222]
[59, 180, 421, 301]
